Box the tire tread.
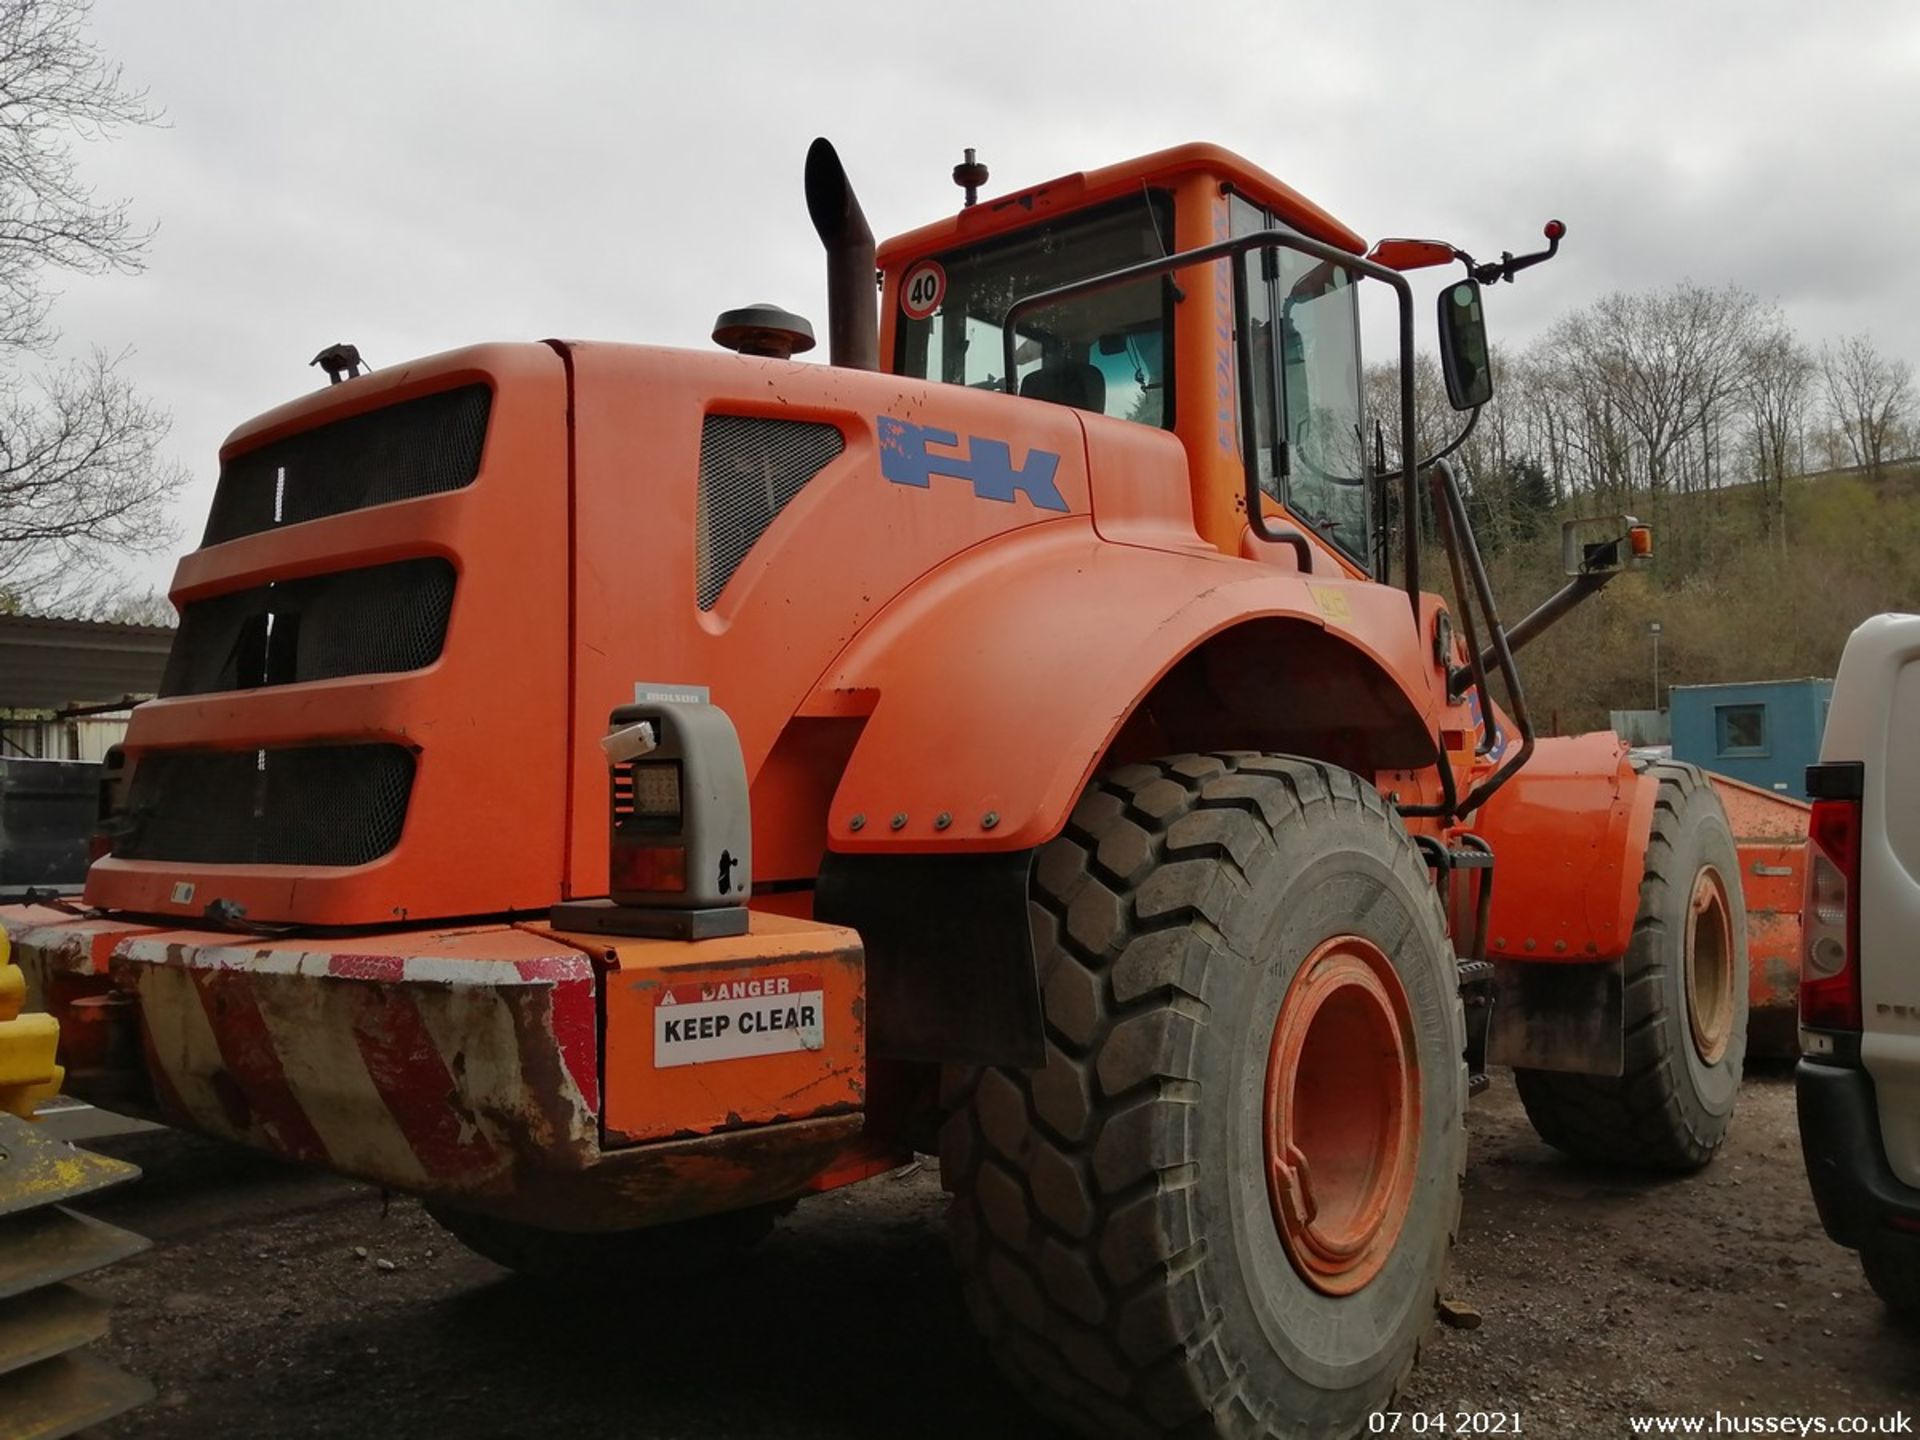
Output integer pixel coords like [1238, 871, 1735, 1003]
[941, 754, 1466, 1437]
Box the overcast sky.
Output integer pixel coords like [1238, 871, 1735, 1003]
[43, 0, 1920, 594]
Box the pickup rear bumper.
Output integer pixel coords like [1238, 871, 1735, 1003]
[1, 905, 870, 1230]
[1797, 1057, 1920, 1248]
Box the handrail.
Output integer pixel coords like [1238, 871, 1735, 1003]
[1000, 229, 1422, 611]
[1429, 457, 1536, 817]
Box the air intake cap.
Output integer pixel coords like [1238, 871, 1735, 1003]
[712, 304, 815, 359]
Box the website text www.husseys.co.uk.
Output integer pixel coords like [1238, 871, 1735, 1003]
[1629, 1414, 1913, 1436]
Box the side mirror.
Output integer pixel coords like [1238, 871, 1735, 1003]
[1560, 515, 1653, 576]
[1437, 279, 1493, 411]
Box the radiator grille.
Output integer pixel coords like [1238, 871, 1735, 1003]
[696, 415, 843, 609]
[116, 744, 415, 867]
[160, 558, 456, 697]
[202, 385, 492, 545]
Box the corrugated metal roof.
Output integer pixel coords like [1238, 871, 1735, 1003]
[0, 614, 173, 711]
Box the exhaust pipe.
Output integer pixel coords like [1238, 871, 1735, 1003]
[804, 138, 878, 372]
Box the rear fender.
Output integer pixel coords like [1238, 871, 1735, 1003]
[807, 521, 1441, 856]
[805, 521, 1444, 1068]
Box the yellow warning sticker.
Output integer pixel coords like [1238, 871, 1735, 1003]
[1308, 585, 1354, 622]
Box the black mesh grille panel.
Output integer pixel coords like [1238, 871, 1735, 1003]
[696, 415, 844, 609]
[160, 559, 456, 697]
[116, 744, 415, 866]
[202, 385, 492, 545]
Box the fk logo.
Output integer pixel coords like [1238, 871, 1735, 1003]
[876, 416, 1069, 513]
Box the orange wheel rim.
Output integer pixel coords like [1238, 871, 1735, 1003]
[1264, 935, 1421, 1297]
[1685, 866, 1735, 1066]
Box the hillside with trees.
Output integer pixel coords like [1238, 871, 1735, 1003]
[1368, 283, 1917, 734]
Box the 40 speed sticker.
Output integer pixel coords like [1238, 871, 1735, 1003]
[900, 260, 945, 320]
[654, 973, 824, 1068]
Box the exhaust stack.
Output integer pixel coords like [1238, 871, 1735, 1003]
[804, 138, 878, 372]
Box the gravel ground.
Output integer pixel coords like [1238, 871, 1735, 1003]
[68, 1065, 1917, 1439]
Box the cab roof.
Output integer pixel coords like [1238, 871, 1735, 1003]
[875, 142, 1367, 267]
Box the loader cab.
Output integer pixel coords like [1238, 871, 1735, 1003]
[878, 144, 1376, 573]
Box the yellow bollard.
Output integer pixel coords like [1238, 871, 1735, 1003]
[0, 930, 64, 1119]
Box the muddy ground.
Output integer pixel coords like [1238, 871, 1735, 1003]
[72, 1066, 1916, 1439]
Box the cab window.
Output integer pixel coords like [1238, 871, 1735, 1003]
[893, 193, 1175, 429]
[1229, 195, 1371, 568]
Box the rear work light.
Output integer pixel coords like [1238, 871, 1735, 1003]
[1801, 762, 1865, 1035]
[551, 700, 753, 941]
[628, 762, 684, 820]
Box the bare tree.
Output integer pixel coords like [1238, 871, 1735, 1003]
[1364, 350, 1452, 475]
[0, 0, 179, 610]
[1545, 283, 1764, 505]
[1743, 317, 1812, 548]
[1819, 332, 1914, 478]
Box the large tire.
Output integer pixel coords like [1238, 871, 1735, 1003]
[1861, 1234, 1920, 1324]
[425, 1202, 776, 1286]
[941, 754, 1466, 1439]
[1514, 760, 1748, 1171]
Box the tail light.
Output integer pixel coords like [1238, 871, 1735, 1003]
[1801, 765, 1864, 1033]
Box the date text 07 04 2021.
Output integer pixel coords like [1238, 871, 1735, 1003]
[1369, 1415, 1523, 1436]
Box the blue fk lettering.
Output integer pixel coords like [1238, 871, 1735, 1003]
[876, 416, 1069, 513]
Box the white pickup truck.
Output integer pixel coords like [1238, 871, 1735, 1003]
[1798, 612, 1920, 1317]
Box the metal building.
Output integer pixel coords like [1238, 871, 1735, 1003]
[1669, 677, 1834, 799]
[0, 614, 172, 759]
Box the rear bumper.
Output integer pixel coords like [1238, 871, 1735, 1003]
[1796, 1058, 1920, 1249]
[2, 905, 870, 1228]
[4, 908, 602, 1191]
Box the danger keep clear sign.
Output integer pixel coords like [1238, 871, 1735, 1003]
[653, 973, 825, 1068]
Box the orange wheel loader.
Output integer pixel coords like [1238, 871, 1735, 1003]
[0, 139, 1763, 1436]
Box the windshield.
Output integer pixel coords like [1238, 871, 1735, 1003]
[893, 193, 1175, 428]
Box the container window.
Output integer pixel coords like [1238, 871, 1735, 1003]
[1715, 703, 1768, 757]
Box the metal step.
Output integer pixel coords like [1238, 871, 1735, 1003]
[0, 1207, 145, 1303]
[0, 1115, 152, 1440]
[0, 1351, 154, 1440]
[0, 1286, 109, 1379]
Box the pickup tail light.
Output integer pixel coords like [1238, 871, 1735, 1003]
[1801, 792, 1863, 1033]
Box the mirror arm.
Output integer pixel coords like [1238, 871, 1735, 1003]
[1461, 219, 1566, 286]
[1467, 567, 1614, 682]
[1413, 403, 1480, 472]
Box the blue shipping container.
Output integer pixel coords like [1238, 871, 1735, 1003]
[1668, 678, 1833, 799]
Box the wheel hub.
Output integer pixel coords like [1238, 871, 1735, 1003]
[1684, 866, 1735, 1065]
[1263, 935, 1421, 1297]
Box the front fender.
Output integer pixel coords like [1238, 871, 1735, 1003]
[1473, 732, 1658, 963]
[804, 519, 1442, 854]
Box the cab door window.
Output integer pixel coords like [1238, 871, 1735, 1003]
[1229, 195, 1372, 569]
